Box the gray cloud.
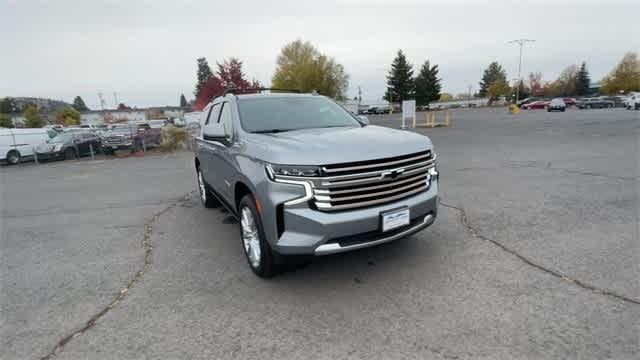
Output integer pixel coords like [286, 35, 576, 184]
[1, 0, 636, 107]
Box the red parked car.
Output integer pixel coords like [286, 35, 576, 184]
[521, 100, 550, 110]
[563, 98, 577, 107]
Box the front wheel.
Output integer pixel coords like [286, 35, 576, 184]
[196, 168, 219, 208]
[64, 147, 76, 160]
[239, 194, 276, 278]
[6, 150, 20, 165]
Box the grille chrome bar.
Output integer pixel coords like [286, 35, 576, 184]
[315, 184, 429, 210]
[322, 151, 431, 174]
[314, 173, 428, 196]
[315, 179, 426, 203]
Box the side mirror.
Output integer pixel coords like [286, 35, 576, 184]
[357, 115, 370, 125]
[202, 123, 227, 142]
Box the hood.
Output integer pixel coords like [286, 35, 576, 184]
[242, 125, 432, 165]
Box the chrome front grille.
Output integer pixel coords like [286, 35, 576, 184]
[313, 150, 436, 211]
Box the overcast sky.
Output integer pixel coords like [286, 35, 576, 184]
[1, 0, 637, 108]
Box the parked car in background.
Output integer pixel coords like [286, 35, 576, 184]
[366, 107, 379, 115]
[562, 98, 577, 107]
[148, 119, 168, 128]
[625, 93, 640, 110]
[35, 130, 101, 160]
[1, 128, 56, 165]
[101, 123, 162, 154]
[521, 100, 550, 110]
[575, 97, 615, 109]
[517, 97, 540, 107]
[548, 98, 566, 112]
[599, 96, 626, 108]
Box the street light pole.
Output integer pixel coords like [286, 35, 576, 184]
[508, 39, 535, 104]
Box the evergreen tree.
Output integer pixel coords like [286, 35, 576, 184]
[180, 94, 188, 107]
[72, 96, 89, 112]
[414, 60, 441, 106]
[384, 50, 414, 103]
[575, 62, 591, 96]
[479, 62, 507, 97]
[0, 97, 17, 113]
[194, 57, 213, 98]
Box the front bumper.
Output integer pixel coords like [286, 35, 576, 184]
[35, 151, 63, 160]
[260, 177, 439, 255]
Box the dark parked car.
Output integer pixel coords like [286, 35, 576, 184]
[575, 98, 615, 109]
[101, 124, 162, 154]
[35, 130, 101, 160]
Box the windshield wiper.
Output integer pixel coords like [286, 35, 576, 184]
[252, 129, 292, 134]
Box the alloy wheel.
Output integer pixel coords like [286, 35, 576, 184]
[240, 206, 261, 269]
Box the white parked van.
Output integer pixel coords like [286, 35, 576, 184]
[0, 128, 56, 165]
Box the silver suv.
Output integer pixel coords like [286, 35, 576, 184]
[194, 89, 439, 277]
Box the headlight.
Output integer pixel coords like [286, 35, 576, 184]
[54, 144, 62, 151]
[265, 164, 314, 206]
[266, 164, 321, 178]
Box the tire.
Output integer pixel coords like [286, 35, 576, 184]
[586, 104, 592, 109]
[64, 147, 76, 160]
[607, 104, 613, 109]
[238, 194, 276, 278]
[6, 150, 20, 165]
[196, 167, 219, 208]
[561, 108, 566, 112]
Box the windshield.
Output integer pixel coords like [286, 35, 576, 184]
[238, 96, 361, 133]
[110, 127, 134, 134]
[49, 133, 74, 143]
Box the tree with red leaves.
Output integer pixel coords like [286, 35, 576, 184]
[194, 57, 262, 110]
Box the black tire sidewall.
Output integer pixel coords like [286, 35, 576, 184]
[238, 194, 275, 277]
[196, 168, 218, 208]
[7, 151, 19, 165]
[64, 147, 76, 160]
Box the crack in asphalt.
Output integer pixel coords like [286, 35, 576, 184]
[39, 191, 195, 360]
[439, 200, 640, 306]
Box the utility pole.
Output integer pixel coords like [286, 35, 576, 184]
[508, 38, 535, 104]
[97, 92, 106, 110]
[467, 84, 472, 106]
[357, 86, 362, 107]
[113, 92, 119, 108]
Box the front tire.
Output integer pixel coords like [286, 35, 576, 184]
[6, 150, 20, 165]
[196, 168, 219, 208]
[64, 147, 76, 160]
[239, 194, 276, 278]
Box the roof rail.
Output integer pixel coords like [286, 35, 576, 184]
[223, 88, 302, 96]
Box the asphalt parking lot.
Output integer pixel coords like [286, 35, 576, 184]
[1, 107, 639, 360]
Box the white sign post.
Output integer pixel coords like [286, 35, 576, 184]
[401, 100, 416, 129]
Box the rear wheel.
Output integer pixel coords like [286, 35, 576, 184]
[239, 194, 276, 278]
[6, 150, 20, 165]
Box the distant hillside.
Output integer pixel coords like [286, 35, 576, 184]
[5, 97, 72, 113]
